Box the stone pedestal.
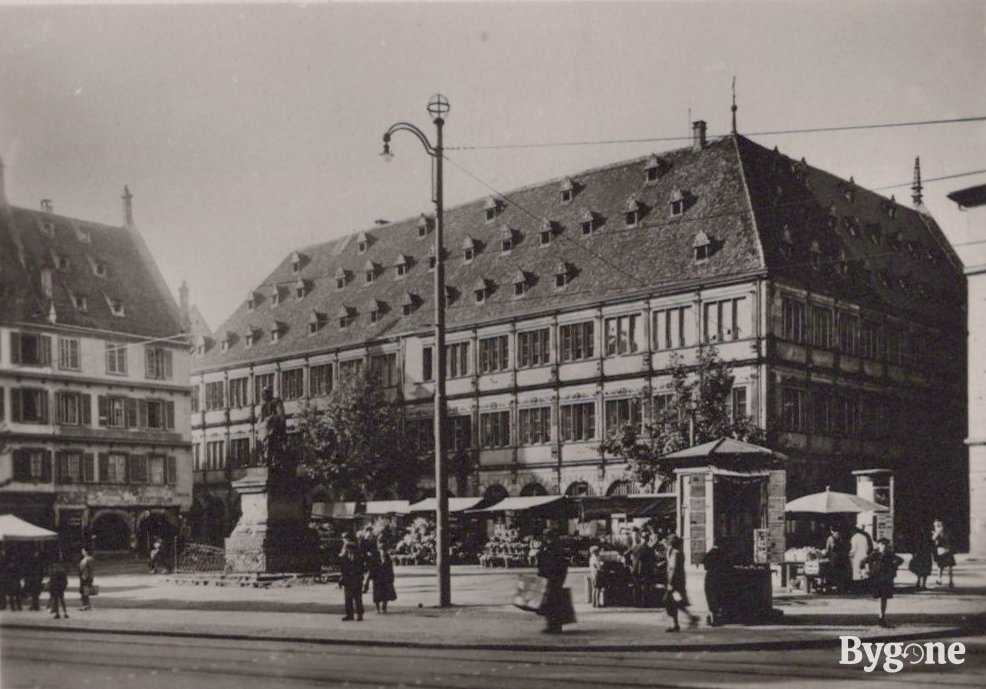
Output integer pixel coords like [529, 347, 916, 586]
[224, 467, 320, 574]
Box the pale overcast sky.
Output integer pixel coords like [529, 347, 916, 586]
[1, 1, 983, 329]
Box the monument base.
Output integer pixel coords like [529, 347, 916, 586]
[224, 466, 320, 574]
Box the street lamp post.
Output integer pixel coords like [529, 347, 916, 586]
[381, 94, 452, 607]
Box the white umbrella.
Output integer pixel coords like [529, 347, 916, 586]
[785, 487, 888, 514]
[0, 514, 58, 542]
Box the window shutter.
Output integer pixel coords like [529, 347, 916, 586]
[10, 333, 21, 364]
[56, 452, 66, 483]
[0, 386, 4, 421]
[82, 453, 95, 483]
[138, 400, 148, 428]
[13, 449, 28, 479]
[126, 398, 138, 428]
[165, 350, 173, 379]
[98, 453, 109, 482]
[39, 390, 49, 424]
[54, 391, 63, 424]
[122, 453, 131, 483]
[166, 456, 177, 485]
[11, 388, 22, 422]
[145, 347, 154, 378]
[81, 394, 92, 426]
[98, 396, 108, 426]
[41, 451, 53, 482]
[165, 401, 175, 430]
[40, 336, 52, 366]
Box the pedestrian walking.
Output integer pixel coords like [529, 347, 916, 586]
[909, 533, 934, 590]
[932, 519, 955, 587]
[537, 528, 571, 634]
[2, 551, 22, 611]
[365, 537, 396, 614]
[78, 547, 95, 611]
[24, 547, 45, 611]
[848, 526, 873, 591]
[587, 545, 602, 608]
[48, 562, 69, 619]
[862, 538, 904, 627]
[703, 544, 730, 626]
[148, 539, 164, 574]
[664, 534, 698, 632]
[338, 536, 366, 621]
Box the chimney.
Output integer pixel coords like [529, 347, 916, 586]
[122, 185, 134, 226]
[692, 120, 707, 151]
[911, 157, 924, 208]
[40, 199, 53, 213]
[178, 279, 191, 331]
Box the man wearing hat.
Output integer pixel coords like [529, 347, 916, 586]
[537, 528, 570, 633]
[338, 534, 367, 621]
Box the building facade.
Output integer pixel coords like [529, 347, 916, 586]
[191, 127, 967, 550]
[0, 166, 193, 556]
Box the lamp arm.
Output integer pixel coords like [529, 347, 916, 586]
[383, 122, 438, 158]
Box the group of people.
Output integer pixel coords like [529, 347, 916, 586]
[0, 546, 95, 618]
[337, 530, 397, 621]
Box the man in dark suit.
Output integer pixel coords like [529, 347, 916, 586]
[626, 529, 656, 607]
[537, 528, 570, 634]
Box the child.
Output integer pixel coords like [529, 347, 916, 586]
[862, 538, 903, 627]
[48, 563, 69, 619]
[587, 545, 602, 608]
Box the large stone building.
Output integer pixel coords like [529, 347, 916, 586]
[190, 125, 967, 550]
[0, 163, 193, 556]
[948, 184, 986, 556]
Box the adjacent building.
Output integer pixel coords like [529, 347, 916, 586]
[0, 163, 193, 556]
[191, 125, 967, 550]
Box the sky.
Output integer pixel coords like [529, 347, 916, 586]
[1, 1, 984, 330]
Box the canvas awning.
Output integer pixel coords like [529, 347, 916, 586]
[785, 488, 888, 515]
[408, 497, 484, 513]
[623, 495, 676, 519]
[311, 501, 409, 519]
[0, 514, 58, 542]
[474, 495, 566, 513]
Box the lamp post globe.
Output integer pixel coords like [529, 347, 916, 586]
[427, 94, 450, 122]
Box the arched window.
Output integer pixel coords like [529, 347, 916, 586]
[520, 483, 548, 497]
[565, 481, 594, 497]
[606, 479, 640, 496]
[484, 484, 509, 504]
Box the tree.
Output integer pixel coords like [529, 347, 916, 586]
[599, 346, 764, 489]
[295, 369, 426, 500]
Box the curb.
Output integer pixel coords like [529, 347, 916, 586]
[4, 620, 983, 654]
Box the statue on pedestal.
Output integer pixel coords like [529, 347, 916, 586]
[258, 386, 293, 474]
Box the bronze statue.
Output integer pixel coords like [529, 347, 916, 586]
[257, 386, 290, 471]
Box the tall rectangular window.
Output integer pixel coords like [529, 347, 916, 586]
[861, 319, 884, 361]
[254, 372, 275, 402]
[59, 338, 80, 371]
[370, 353, 398, 387]
[518, 406, 551, 445]
[128, 455, 148, 484]
[11, 388, 49, 424]
[812, 388, 833, 434]
[56, 451, 84, 484]
[479, 335, 510, 373]
[560, 402, 595, 441]
[106, 342, 128, 375]
[605, 398, 641, 432]
[149, 455, 166, 484]
[281, 369, 304, 399]
[653, 306, 693, 350]
[517, 328, 550, 368]
[479, 411, 511, 448]
[338, 358, 364, 381]
[10, 332, 52, 367]
[229, 438, 251, 468]
[839, 312, 860, 356]
[205, 381, 225, 410]
[145, 347, 173, 380]
[144, 399, 175, 430]
[98, 396, 126, 428]
[559, 321, 594, 362]
[811, 306, 834, 349]
[730, 387, 748, 422]
[190, 385, 200, 413]
[407, 418, 434, 453]
[451, 415, 472, 451]
[56, 391, 89, 426]
[446, 342, 470, 378]
[704, 297, 748, 343]
[605, 314, 640, 356]
[886, 324, 905, 365]
[781, 297, 807, 343]
[101, 453, 127, 483]
[13, 449, 51, 482]
[228, 377, 249, 408]
[422, 347, 434, 382]
[206, 441, 225, 470]
[781, 387, 806, 432]
[309, 364, 333, 397]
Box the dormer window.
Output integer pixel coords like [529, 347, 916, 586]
[559, 177, 575, 203]
[308, 311, 326, 334]
[580, 210, 595, 235]
[293, 279, 307, 300]
[539, 220, 554, 246]
[89, 257, 107, 278]
[692, 231, 712, 262]
[247, 292, 258, 310]
[369, 300, 385, 323]
[244, 327, 260, 348]
[885, 196, 898, 219]
[269, 321, 285, 343]
[463, 236, 477, 263]
[356, 231, 370, 254]
[401, 292, 417, 316]
[395, 254, 411, 277]
[670, 188, 686, 217]
[843, 217, 860, 238]
[809, 240, 822, 271]
[290, 251, 305, 274]
[512, 271, 529, 297]
[780, 225, 794, 255]
[74, 226, 91, 243]
[270, 286, 282, 307]
[40, 268, 53, 298]
[483, 197, 500, 223]
[107, 296, 126, 317]
[644, 154, 661, 183]
[72, 293, 88, 312]
[220, 336, 231, 353]
[335, 267, 349, 289]
[898, 276, 910, 292]
[473, 278, 488, 304]
[554, 262, 570, 289]
[338, 305, 355, 329]
[364, 260, 378, 284]
[194, 335, 210, 356]
[444, 285, 457, 305]
[624, 196, 641, 227]
[500, 225, 514, 252]
[54, 253, 70, 270]
[836, 250, 850, 278]
[40, 220, 56, 238]
[417, 213, 431, 238]
[842, 177, 856, 203]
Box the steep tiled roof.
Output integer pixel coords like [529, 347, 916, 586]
[0, 204, 183, 338]
[195, 135, 962, 371]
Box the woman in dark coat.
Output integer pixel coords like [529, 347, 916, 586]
[365, 537, 396, 613]
[664, 534, 698, 632]
[908, 534, 934, 590]
[537, 528, 570, 634]
[862, 538, 904, 627]
[932, 519, 955, 587]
